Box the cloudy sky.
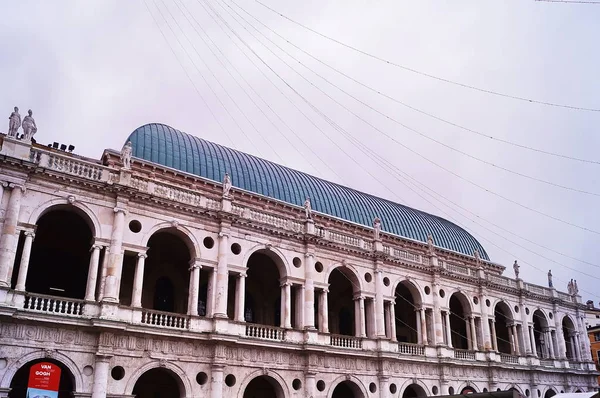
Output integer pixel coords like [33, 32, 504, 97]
[1, 0, 598, 302]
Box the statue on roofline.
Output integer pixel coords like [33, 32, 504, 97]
[373, 217, 381, 240]
[304, 197, 312, 220]
[121, 141, 132, 169]
[22, 109, 37, 141]
[223, 172, 232, 197]
[8, 106, 21, 138]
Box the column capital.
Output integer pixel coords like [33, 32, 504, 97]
[218, 231, 229, 239]
[188, 257, 202, 267]
[90, 244, 102, 252]
[24, 231, 35, 239]
[353, 294, 365, 301]
[0, 181, 8, 188]
[322, 288, 329, 294]
[113, 207, 127, 215]
[95, 354, 113, 362]
[8, 182, 26, 192]
[304, 252, 315, 259]
[280, 281, 292, 288]
[137, 252, 148, 259]
[238, 271, 247, 278]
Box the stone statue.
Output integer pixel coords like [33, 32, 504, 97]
[304, 197, 312, 220]
[373, 217, 381, 240]
[513, 260, 520, 279]
[121, 141, 133, 169]
[8, 106, 21, 138]
[474, 249, 481, 265]
[573, 279, 579, 295]
[21, 109, 37, 141]
[223, 172, 232, 197]
[547, 270, 553, 288]
[568, 279, 574, 295]
[427, 234, 435, 256]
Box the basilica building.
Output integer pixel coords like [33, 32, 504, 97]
[0, 123, 597, 397]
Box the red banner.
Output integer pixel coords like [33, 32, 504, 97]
[28, 362, 61, 391]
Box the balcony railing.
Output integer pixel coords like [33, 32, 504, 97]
[454, 349, 476, 360]
[398, 342, 425, 356]
[245, 324, 286, 341]
[500, 354, 519, 364]
[23, 293, 84, 316]
[330, 334, 362, 349]
[140, 309, 189, 329]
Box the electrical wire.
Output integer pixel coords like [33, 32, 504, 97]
[231, 0, 600, 166]
[215, 0, 600, 236]
[254, 0, 600, 112]
[206, 0, 600, 296]
[224, 0, 600, 197]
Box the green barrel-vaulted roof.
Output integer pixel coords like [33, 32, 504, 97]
[126, 123, 490, 260]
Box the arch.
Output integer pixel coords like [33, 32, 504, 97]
[456, 381, 480, 394]
[242, 244, 290, 279]
[327, 265, 362, 336]
[448, 291, 472, 349]
[394, 280, 423, 343]
[124, 360, 192, 397]
[28, 198, 102, 238]
[324, 263, 362, 294]
[0, 350, 83, 392]
[506, 385, 524, 394]
[543, 387, 556, 398]
[327, 375, 368, 398]
[494, 300, 514, 354]
[533, 309, 550, 358]
[561, 314, 578, 360]
[400, 380, 430, 398]
[237, 369, 289, 398]
[141, 222, 201, 260]
[447, 290, 472, 315]
[392, 279, 423, 307]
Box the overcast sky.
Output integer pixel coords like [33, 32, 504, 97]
[1, 0, 598, 302]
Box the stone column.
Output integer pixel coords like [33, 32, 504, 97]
[480, 307, 491, 351]
[529, 325, 538, 357]
[420, 308, 428, 345]
[234, 272, 246, 322]
[131, 253, 147, 308]
[91, 355, 111, 398]
[546, 329, 555, 358]
[374, 268, 385, 337]
[304, 252, 315, 329]
[97, 247, 109, 301]
[14, 231, 35, 291]
[432, 279, 444, 345]
[187, 260, 201, 316]
[554, 313, 567, 358]
[415, 309, 422, 344]
[384, 302, 391, 339]
[355, 296, 366, 337]
[512, 324, 521, 355]
[520, 303, 532, 355]
[0, 183, 25, 286]
[490, 320, 498, 351]
[295, 284, 305, 329]
[210, 365, 224, 398]
[444, 311, 453, 348]
[305, 372, 316, 398]
[280, 282, 292, 328]
[213, 230, 229, 318]
[102, 207, 126, 302]
[379, 376, 390, 398]
[390, 300, 397, 342]
[206, 269, 215, 318]
[319, 289, 329, 333]
[508, 324, 515, 354]
[84, 245, 102, 301]
[574, 333, 582, 361]
[465, 317, 472, 347]
[470, 317, 478, 350]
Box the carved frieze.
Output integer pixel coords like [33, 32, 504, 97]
[0, 322, 97, 347]
[98, 333, 211, 358]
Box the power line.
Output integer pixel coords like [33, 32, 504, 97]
[142, 0, 237, 149]
[218, 1, 600, 236]
[254, 0, 600, 113]
[210, 0, 600, 296]
[535, 0, 600, 3]
[225, 0, 600, 197]
[230, 0, 600, 166]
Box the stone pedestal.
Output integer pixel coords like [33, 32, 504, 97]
[0, 136, 32, 160]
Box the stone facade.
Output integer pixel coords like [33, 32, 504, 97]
[0, 134, 597, 397]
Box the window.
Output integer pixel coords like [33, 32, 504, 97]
[595, 332, 600, 342]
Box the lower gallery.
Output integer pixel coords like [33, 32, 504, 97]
[0, 123, 597, 397]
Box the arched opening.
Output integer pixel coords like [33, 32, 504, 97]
[494, 302, 513, 354]
[533, 310, 550, 358]
[332, 380, 365, 398]
[19, 208, 94, 299]
[328, 267, 358, 336]
[141, 230, 193, 314]
[394, 281, 419, 343]
[245, 251, 282, 326]
[461, 386, 477, 394]
[9, 358, 75, 397]
[132, 368, 183, 398]
[562, 316, 577, 360]
[449, 294, 470, 349]
[403, 383, 427, 398]
[242, 375, 285, 398]
[544, 389, 556, 398]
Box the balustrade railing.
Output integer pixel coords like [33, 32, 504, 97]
[24, 293, 84, 316]
[140, 310, 189, 329]
[540, 359, 554, 367]
[245, 324, 285, 341]
[330, 334, 362, 349]
[329, 231, 360, 247]
[447, 263, 470, 276]
[45, 153, 106, 181]
[526, 284, 549, 296]
[398, 342, 425, 356]
[500, 354, 519, 364]
[454, 349, 475, 360]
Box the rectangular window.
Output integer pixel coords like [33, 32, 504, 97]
[595, 332, 600, 342]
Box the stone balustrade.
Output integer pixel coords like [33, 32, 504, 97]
[245, 324, 285, 341]
[454, 349, 476, 361]
[140, 309, 189, 329]
[23, 293, 84, 316]
[398, 342, 425, 356]
[500, 354, 519, 364]
[329, 334, 362, 349]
